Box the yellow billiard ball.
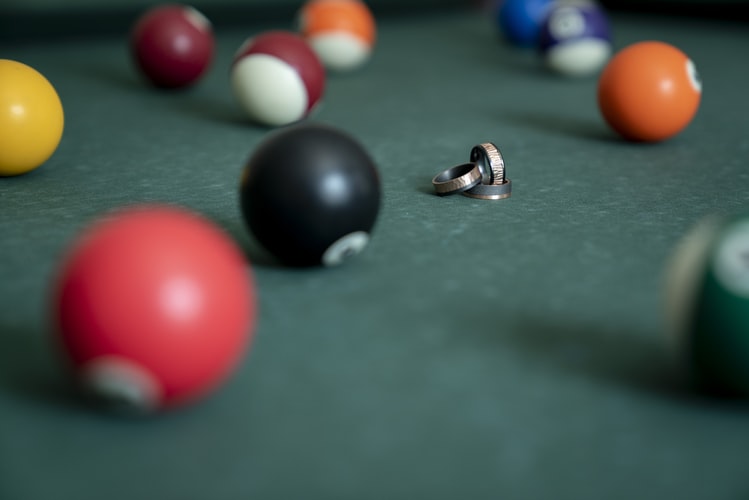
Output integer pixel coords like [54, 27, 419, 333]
[0, 59, 64, 176]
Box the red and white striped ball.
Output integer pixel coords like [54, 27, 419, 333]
[298, 0, 377, 72]
[230, 31, 325, 127]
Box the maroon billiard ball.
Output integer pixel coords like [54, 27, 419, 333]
[230, 31, 325, 127]
[130, 4, 215, 88]
[53, 205, 256, 412]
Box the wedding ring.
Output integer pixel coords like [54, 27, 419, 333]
[463, 179, 512, 200]
[470, 142, 505, 185]
[432, 163, 482, 195]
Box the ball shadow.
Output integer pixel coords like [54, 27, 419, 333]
[208, 213, 284, 269]
[474, 311, 749, 410]
[165, 96, 250, 127]
[0, 323, 80, 411]
[504, 313, 683, 395]
[68, 60, 143, 92]
[67, 61, 253, 129]
[0, 315, 251, 419]
[442, 10, 546, 77]
[500, 109, 616, 142]
[495, 50, 549, 77]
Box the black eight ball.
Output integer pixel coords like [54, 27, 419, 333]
[240, 123, 382, 267]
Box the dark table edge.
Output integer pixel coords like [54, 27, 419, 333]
[1, 1, 747, 42]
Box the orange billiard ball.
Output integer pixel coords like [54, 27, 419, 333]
[0, 59, 64, 176]
[298, 0, 376, 72]
[597, 41, 702, 142]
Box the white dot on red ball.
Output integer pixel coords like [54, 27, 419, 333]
[81, 356, 163, 413]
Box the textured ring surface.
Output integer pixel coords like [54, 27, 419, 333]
[432, 162, 482, 195]
[470, 142, 505, 185]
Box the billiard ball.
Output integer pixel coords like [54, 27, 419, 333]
[496, 0, 556, 47]
[598, 41, 702, 142]
[664, 214, 749, 397]
[240, 123, 381, 267]
[539, 0, 612, 77]
[298, 0, 377, 72]
[0, 59, 64, 176]
[130, 4, 215, 88]
[54, 205, 256, 412]
[231, 31, 326, 127]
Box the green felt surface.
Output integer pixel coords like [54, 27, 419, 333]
[2, 8, 749, 500]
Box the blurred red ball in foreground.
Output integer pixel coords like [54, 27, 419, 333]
[130, 4, 215, 88]
[54, 205, 256, 412]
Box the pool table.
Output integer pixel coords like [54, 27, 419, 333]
[2, 3, 749, 499]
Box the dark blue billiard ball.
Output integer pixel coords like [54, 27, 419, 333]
[665, 214, 749, 397]
[240, 123, 381, 267]
[496, 0, 556, 47]
[539, 0, 612, 77]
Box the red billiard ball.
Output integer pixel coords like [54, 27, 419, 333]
[54, 205, 256, 412]
[230, 31, 325, 127]
[130, 4, 215, 88]
[597, 41, 702, 142]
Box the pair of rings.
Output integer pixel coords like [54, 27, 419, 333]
[432, 143, 512, 200]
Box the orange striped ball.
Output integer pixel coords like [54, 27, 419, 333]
[299, 0, 376, 72]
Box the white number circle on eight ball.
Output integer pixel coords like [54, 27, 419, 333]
[240, 123, 381, 267]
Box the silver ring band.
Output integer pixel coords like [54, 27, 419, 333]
[432, 163, 482, 195]
[463, 179, 512, 200]
[470, 143, 505, 185]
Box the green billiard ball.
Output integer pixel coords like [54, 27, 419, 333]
[664, 214, 749, 397]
